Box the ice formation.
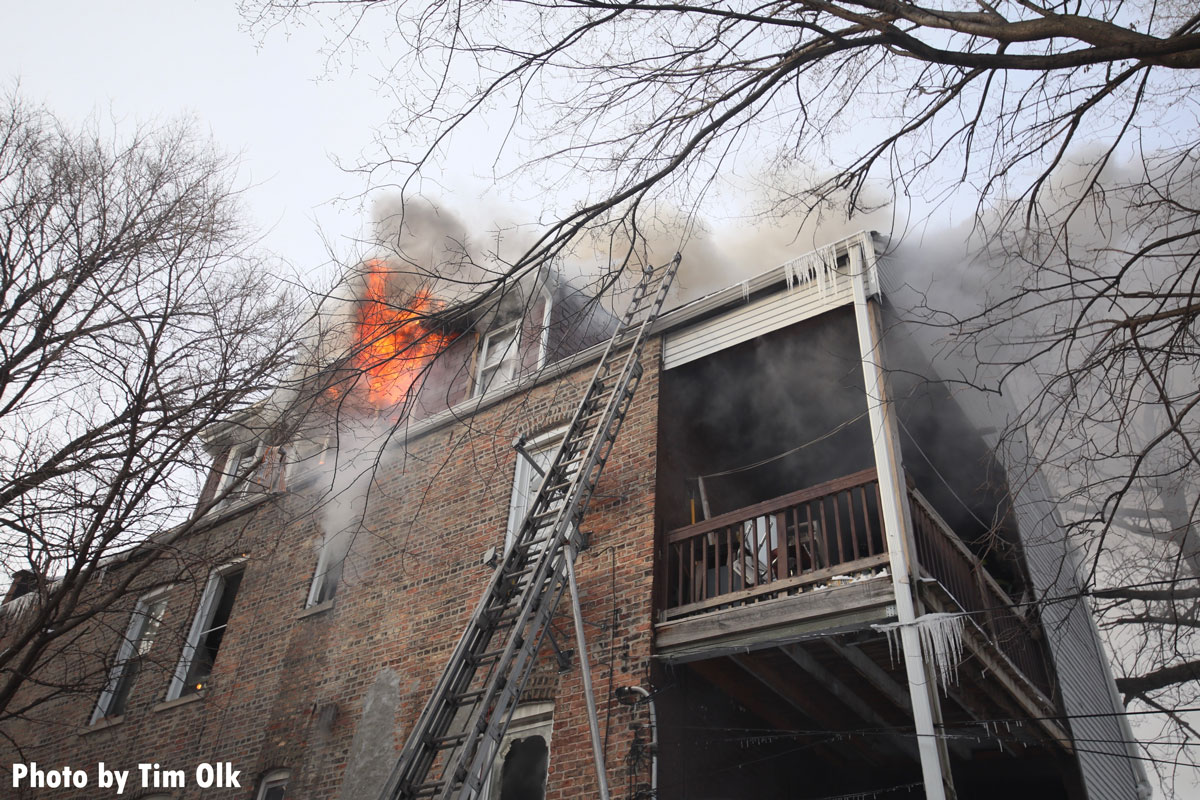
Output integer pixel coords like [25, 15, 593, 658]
[872, 612, 966, 693]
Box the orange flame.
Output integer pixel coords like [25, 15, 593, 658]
[352, 260, 456, 408]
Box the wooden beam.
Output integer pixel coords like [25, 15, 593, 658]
[656, 577, 894, 659]
[825, 640, 975, 759]
[783, 644, 920, 763]
[687, 658, 849, 767]
[825, 640, 912, 713]
[730, 652, 882, 767]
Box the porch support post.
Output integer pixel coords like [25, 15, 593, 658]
[849, 233, 957, 800]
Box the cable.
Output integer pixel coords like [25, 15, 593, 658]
[694, 411, 869, 480]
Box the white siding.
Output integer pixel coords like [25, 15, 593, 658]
[1011, 468, 1146, 800]
[663, 269, 854, 369]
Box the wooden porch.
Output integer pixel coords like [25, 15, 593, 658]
[653, 469, 1073, 790]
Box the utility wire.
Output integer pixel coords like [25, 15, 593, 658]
[694, 411, 869, 480]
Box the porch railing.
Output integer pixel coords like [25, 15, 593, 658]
[661, 468, 888, 620]
[908, 490, 1052, 695]
[660, 468, 1052, 695]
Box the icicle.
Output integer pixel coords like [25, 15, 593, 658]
[871, 612, 965, 693]
[740, 280, 750, 303]
[917, 612, 965, 692]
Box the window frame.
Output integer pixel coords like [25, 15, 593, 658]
[166, 561, 245, 700]
[305, 538, 344, 608]
[90, 586, 170, 723]
[217, 441, 264, 504]
[485, 702, 554, 800]
[474, 319, 521, 396]
[255, 769, 290, 800]
[505, 428, 566, 552]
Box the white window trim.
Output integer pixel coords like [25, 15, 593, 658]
[91, 585, 170, 724]
[305, 540, 341, 608]
[485, 702, 554, 800]
[218, 441, 265, 502]
[537, 288, 553, 370]
[166, 560, 244, 700]
[506, 428, 567, 552]
[256, 769, 290, 800]
[474, 319, 521, 397]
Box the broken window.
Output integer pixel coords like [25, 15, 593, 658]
[91, 589, 169, 722]
[286, 431, 333, 483]
[486, 703, 553, 800]
[255, 769, 290, 800]
[219, 442, 261, 501]
[475, 320, 521, 396]
[306, 539, 345, 607]
[168, 564, 245, 699]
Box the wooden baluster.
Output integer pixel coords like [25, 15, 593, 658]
[806, 503, 819, 570]
[847, 488, 861, 559]
[776, 512, 787, 581]
[819, 499, 832, 569]
[725, 526, 733, 594]
[832, 494, 846, 565]
[790, 506, 802, 578]
[861, 486, 874, 556]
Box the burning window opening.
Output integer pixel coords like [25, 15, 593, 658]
[349, 259, 460, 410]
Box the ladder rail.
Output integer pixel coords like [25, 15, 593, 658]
[383, 255, 681, 800]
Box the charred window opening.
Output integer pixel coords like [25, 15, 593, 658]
[92, 589, 168, 722]
[496, 735, 548, 800]
[169, 564, 244, 698]
[486, 703, 553, 800]
[213, 441, 287, 506]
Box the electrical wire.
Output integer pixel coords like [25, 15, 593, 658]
[694, 411, 869, 480]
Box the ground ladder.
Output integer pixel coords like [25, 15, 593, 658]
[379, 253, 682, 800]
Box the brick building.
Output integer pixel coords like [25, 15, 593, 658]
[1, 233, 1146, 799]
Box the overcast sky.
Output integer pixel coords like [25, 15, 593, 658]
[1, 1, 403, 280]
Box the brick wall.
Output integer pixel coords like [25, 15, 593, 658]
[0, 338, 663, 800]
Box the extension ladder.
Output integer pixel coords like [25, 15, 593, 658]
[379, 253, 682, 800]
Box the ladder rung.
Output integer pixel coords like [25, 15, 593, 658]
[449, 689, 485, 705]
[471, 648, 509, 665]
[429, 732, 467, 748]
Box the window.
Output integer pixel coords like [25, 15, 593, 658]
[167, 564, 245, 699]
[217, 442, 262, 504]
[487, 703, 553, 800]
[506, 430, 565, 552]
[305, 539, 344, 607]
[91, 589, 169, 722]
[286, 431, 332, 483]
[475, 320, 521, 396]
[256, 769, 289, 800]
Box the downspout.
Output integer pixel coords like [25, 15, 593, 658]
[849, 233, 957, 800]
[619, 685, 658, 798]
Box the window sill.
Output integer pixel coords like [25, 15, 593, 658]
[153, 692, 204, 713]
[82, 714, 125, 734]
[298, 599, 335, 619]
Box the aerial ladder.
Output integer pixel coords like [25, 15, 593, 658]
[379, 253, 682, 800]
